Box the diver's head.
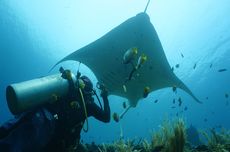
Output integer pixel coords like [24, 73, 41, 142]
[80, 75, 93, 95]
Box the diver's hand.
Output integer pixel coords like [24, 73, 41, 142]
[97, 82, 108, 98]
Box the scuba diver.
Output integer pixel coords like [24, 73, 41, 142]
[0, 68, 111, 152]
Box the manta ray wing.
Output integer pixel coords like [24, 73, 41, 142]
[53, 13, 201, 106]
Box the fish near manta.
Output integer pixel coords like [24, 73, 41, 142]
[52, 5, 202, 107]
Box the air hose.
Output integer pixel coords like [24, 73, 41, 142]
[79, 88, 89, 132]
[75, 62, 89, 132]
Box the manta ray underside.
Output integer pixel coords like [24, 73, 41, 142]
[53, 12, 201, 107]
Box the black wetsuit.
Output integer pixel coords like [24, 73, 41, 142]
[0, 88, 110, 152]
[43, 88, 110, 151]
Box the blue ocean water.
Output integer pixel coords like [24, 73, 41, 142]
[0, 0, 229, 144]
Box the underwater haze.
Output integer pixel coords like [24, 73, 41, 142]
[0, 0, 230, 144]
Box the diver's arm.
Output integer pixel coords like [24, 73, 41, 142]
[101, 95, 111, 122]
[89, 92, 110, 123]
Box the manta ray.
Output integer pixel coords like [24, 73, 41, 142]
[53, 3, 201, 107]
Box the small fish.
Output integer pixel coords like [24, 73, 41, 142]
[171, 66, 174, 71]
[225, 93, 229, 98]
[218, 69, 227, 72]
[136, 54, 147, 69]
[172, 86, 177, 93]
[178, 97, 182, 106]
[143, 86, 150, 98]
[123, 47, 138, 64]
[122, 102, 127, 109]
[154, 99, 158, 103]
[206, 97, 209, 100]
[204, 118, 208, 122]
[181, 53, 184, 58]
[184, 106, 188, 111]
[112, 113, 120, 122]
[173, 98, 175, 104]
[176, 112, 179, 116]
[171, 106, 176, 109]
[210, 63, 213, 68]
[123, 85, 127, 93]
[175, 64, 180, 68]
[126, 54, 147, 82]
[193, 63, 197, 69]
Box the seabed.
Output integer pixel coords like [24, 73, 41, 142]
[76, 119, 230, 152]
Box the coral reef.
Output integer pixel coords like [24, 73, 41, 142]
[200, 127, 230, 152]
[69, 119, 230, 152]
[147, 118, 186, 152]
